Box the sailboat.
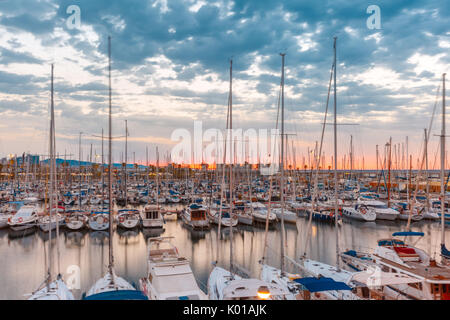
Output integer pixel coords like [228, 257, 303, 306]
[208, 59, 289, 300]
[259, 53, 304, 300]
[116, 120, 141, 229]
[83, 36, 147, 300]
[299, 38, 361, 300]
[440, 73, 450, 262]
[28, 64, 74, 300]
[339, 75, 450, 300]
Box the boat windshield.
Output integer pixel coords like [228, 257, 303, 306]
[378, 239, 405, 247]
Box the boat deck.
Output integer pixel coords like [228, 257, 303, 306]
[375, 255, 450, 282]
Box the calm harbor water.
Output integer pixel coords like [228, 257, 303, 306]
[0, 204, 448, 299]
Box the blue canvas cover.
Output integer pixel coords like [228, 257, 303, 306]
[83, 290, 148, 300]
[392, 231, 424, 237]
[294, 277, 352, 292]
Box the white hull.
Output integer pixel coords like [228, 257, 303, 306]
[398, 213, 423, 221]
[237, 213, 253, 225]
[208, 213, 238, 227]
[0, 215, 11, 229]
[207, 266, 241, 300]
[28, 278, 74, 300]
[272, 208, 297, 223]
[260, 264, 300, 300]
[142, 219, 164, 228]
[302, 259, 361, 300]
[375, 211, 399, 221]
[421, 210, 440, 220]
[252, 211, 276, 224]
[85, 271, 137, 299]
[88, 214, 109, 231]
[342, 207, 377, 222]
[117, 218, 140, 229]
[66, 220, 85, 230]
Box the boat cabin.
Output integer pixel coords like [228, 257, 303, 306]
[189, 204, 208, 221]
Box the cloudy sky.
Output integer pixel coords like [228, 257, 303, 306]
[0, 0, 449, 168]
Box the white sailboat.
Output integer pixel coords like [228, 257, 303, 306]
[83, 36, 147, 300]
[7, 205, 38, 231]
[65, 209, 87, 230]
[299, 38, 361, 300]
[28, 64, 74, 300]
[259, 53, 303, 300]
[440, 73, 450, 262]
[208, 60, 289, 300]
[251, 202, 276, 224]
[342, 204, 377, 222]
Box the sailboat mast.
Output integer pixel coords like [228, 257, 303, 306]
[441, 73, 446, 247]
[388, 137, 392, 208]
[333, 37, 340, 271]
[425, 129, 429, 211]
[101, 128, 104, 207]
[279, 52, 286, 274]
[228, 59, 234, 275]
[79, 132, 82, 207]
[107, 36, 114, 277]
[124, 120, 128, 207]
[47, 63, 55, 286]
[156, 146, 159, 208]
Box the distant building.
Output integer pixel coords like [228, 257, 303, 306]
[0, 154, 40, 165]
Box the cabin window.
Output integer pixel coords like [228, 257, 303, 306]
[360, 287, 370, 298]
[431, 284, 440, 294]
[408, 282, 422, 291]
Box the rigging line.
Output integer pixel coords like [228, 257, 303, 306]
[408, 82, 443, 229]
[301, 61, 334, 259]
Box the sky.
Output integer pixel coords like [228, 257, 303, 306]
[0, 0, 449, 168]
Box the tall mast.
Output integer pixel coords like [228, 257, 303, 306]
[279, 52, 286, 274]
[146, 146, 149, 201]
[156, 146, 159, 208]
[228, 59, 234, 276]
[78, 132, 82, 207]
[333, 37, 340, 271]
[53, 66, 61, 277]
[124, 119, 128, 207]
[350, 135, 353, 175]
[107, 36, 115, 280]
[406, 136, 409, 202]
[388, 137, 392, 208]
[425, 128, 429, 211]
[47, 63, 55, 287]
[376, 144, 379, 174]
[101, 128, 104, 207]
[441, 73, 446, 248]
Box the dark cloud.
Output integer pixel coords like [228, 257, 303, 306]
[0, 0, 448, 160]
